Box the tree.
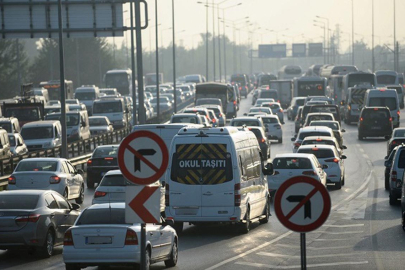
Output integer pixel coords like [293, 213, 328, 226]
[0, 39, 29, 99]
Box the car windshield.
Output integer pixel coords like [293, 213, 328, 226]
[45, 114, 79, 126]
[298, 148, 335, 158]
[8, 135, 16, 146]
[0, 122, 12, 132]
[93, 101, 122, 113]
[21, 127, 53, 139]
[0, 195, 38, 209]
[310, 121, 339, 130]
[231, 120, 259, 127]
[76, 208, 128, 225]
[273, 158, 313, 169]
[377, 75, 397, 85]
[75, 92, 95, 100]
[16, 160, 58, 172]
[100, 175, 131, 186]
[66, 100, 78, 104]
[93, 147, 118, 158]
[368, 97, 397, 110]
[89, 118, 108, 126]
[101, 90, 116, 95]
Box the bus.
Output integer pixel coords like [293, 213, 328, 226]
[39, 80, 74, 101]
[342, 72, 377, 95]
[292, 76, 327, 98]
[375, 70, 398, 87]
[326, 74, 344, 104]
[319, 65, 358, 79]
[306, 64, 323, 76]
[145, 73, 164, 86]
[104, 69, 133, 96]
[278, 65, 302, 80]
[258, 74, 278, 87]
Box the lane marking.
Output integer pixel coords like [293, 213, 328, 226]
[257, 252, 366, 259]
[322, 224, 364, 228]
[206, 166, 373, 270]
[235, 261, 369, 269]
[362, 153, 368, 159]
[315, 230, 363, 235]
[313, 238, 353, 241]
[275, 243, 354, 250]
[359, 148, 365, 153]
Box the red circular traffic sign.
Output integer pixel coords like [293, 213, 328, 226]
[274, 176, 331, 233]
[118, 130, 169, 185]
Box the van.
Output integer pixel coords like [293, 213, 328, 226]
[386, 85, 404, 109]
[74, 85, 100, 116]
[364, 88, 400, 128]
[20, 120, 62, 151]
[0, 128, 11, 160]
[45, 111, 90, 142]
[0, 117, 20, 133]
[165, 127, 274, 233]
[92, 97, 128, 129]
[375, 70, 398, 87]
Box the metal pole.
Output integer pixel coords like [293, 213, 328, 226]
[206, 0, 209, 81]
[140, 223, 146, 270]
[16, 39, 21, 87]
[300, 233, 307, 270]
[323, 26, 326, 64]
[75, 39, 81, 86]
[212, 0, 216, 81]
[172, 0, 177, 113]
[57, 0, 67, 159]
[223, 9, 227, 81]
[217, 6, 222, 82]
[393, 0, 396, 71]
[130, 0, 137, 126]
[155, 0, 160, 120]
[135, 0, 145, 124]
[372, 0, 375, 72]
[351, 0, 355, 65]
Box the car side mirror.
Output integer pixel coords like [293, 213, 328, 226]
[70, 203, 80, 211]
[342, 145, 347, 149]
[262, 163, 274, 175]
[384, 160, 391, 167]
[163, 217, 175, 228]
[291, 136, 296, 141]
[341, 155, 347, 159]
[322, 164, 328, 169]
[161, 181, 166, 187]
[77, 169, 84, 175]
[341, 129, 346, 132]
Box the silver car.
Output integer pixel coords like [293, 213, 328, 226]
[8, 133, 28, 157]
[0, 190, 80, 257]
[8, 158, 85, 204]
[89, 116, 114, 136]
[63, 203, 178, 269]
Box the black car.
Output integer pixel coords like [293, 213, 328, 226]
[248, 127, 271, 159]
[86, 145, 119, 188]
[384, 146, 398, 190]
[358, 107, 393, 140]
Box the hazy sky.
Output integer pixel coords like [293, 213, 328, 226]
[113, 0, 404, 54]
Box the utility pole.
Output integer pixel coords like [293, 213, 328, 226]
[371, 0, 375, 72]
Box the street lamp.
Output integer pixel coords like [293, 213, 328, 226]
[314, 22, 326, 64]
[265, 28, 289, 43]
[316, 16, 330, 63]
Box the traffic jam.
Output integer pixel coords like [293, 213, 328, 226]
[1, 1, 405, 270]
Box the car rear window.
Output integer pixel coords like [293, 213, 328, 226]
[100, 175, 131, 186]
[397, 150, 405, 169]
[260, 91, 278, 99]
[299, 132, 330, 140]
[273, 158, 312, 169]
[394, 130, 405, 137]
[302, 140, 335, 147]
[0, 195, 39, 209]
[231, 120, 259, 127]
[310, 122, 339, 130]
[296, 99, 305, 106]
[16, 161, 58, 172]
[369, 97, 397, 111]
[298, 148, 334, 159]
[76, 208, 128, 225]
[362, 109, 390, 119]
[171, 116, 198, 124]
[93, 147, 118, 158]
[262, 118, 278, 124]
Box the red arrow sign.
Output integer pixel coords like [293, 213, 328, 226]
[128, 186, 160, 223]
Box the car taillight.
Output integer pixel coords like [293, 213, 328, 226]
[218, 114, 222, 117]
[16, 214, 41, 223]
[302, 171, 317, 176]
[261, 138, 266, 143]
[274, 171, 280, 175]
[348, 105, 351, 111]
[391, 171, 397, 182]
[325, 158, 339, 163]
[266, 86, 269, 90]
[397, 110, 400, 116]
[105, 157, 114, 160]
[165, 184, 170, 206]
[360, 117, 363, 121]
[280, 109, 283, 112]
[94, 191, 107, 198]
[87, 159, 92, 165]
[233, 100, 236, 105]
[212, 119, 216, 123]
[49, 175, 61, 184]
[125, 229, 138, 245]
[63, 229, 74, 246]
[294, 142, 301, 148]
[239, 87, 242, 90]
[234, 183, 241, 206]
[8, 175, 16, 185]
[392, 140, 397, 145]
[389, 117, 393, 122]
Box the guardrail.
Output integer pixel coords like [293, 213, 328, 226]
[0, 97, 195, 191]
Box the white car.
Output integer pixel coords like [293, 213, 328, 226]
[291, 126, 335, 153]
[261, 115, 283, 143]
[63, 203, 178, 269]
[297, 144, 346, 189]
[268, 153, 327, 197]
[8, 158, 85, 203]
[248, 107, 272, 115]
[261, 102, 284, 124]
[301, 136, 346, 156]
[254, 98, 275, 107]
[8, 133, 28, 157]
[89, 116, 114, 136]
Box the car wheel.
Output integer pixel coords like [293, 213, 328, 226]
[172, 222, 184, 234]
[63, 189, 68, 200]
[38, 229, 54, 258]
[75, 185, 84, 204]
[389, 193, 397, 205]
[87, 178, 95, 189]
[65, 264, 81, 270]
[259, 198, 270, 224]
[164, 240, 178, 267]
[342, 176, 345, 186]
[358, 134, 363, 140]
[335, 180, 342, 190]
[145, 248, 151, 270]
[385, 175, 389, 190]
[240, 207, 250, 234]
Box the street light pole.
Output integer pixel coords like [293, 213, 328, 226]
[351, 0, 355, 65]
[372, 0, 375, 72]
[212, 0, 216, 81]
[393, 0, 397, 71]
[172, 0, 177, 112]
[155, 0, 160, 120]
[316, 16, 329, 63]
[206, 0, 209, 81]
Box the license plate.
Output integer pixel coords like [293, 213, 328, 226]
[86, 236, 112, 245]
[371, 126, 381, 130]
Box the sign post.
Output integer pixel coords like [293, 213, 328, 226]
[118, 130, 169, 270]
[274, 176, 331, 270]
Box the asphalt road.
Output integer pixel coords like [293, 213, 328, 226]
[1, 92, 405, 270]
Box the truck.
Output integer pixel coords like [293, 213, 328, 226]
[340, 83, 372, 124]
[268, 80, 292, 109]
[145, 73, 164, 86]
[39, 80, 74, 101]
[195, 83, 236, 118]
[292, 77, 327, 99]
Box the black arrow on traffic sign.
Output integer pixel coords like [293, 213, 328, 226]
[287, 195, 311, 219]
[134, 149, 156, 172]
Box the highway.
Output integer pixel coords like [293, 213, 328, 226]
[1, 92, 404, 270]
